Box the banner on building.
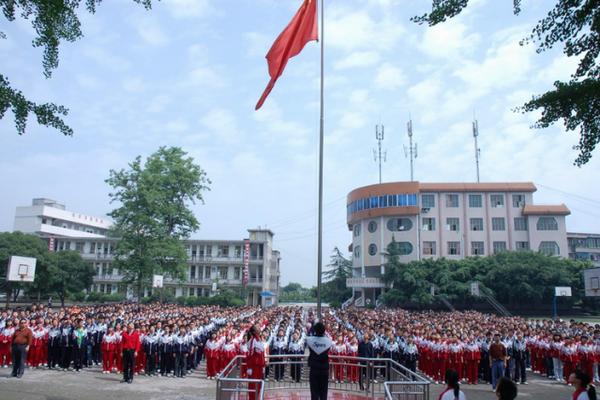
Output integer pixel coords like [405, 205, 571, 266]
[49, 237, 55, 252]
[244, 242, 250, 284]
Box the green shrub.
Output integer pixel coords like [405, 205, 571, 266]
[194, 296, 212, 306]
[366, 303, 375, 309]
[176, 295, 187, 305]
[329, 301, 341, 309]
[105, 293, 126, 302]
[86, 291, 106, 303]
[187, 296, 197, 305]
[149, 290, 175, 303]
[141, 297, 151, 304]
[69, 291, 87, 302]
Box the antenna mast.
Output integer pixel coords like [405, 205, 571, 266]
[472, 119, 481, 183]
[374, 123, 386, 184]
[404, 118, 418, 181]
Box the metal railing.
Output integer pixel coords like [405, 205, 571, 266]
[483, 294, 512, 317]
[216, 354, 429, 400]
[355, 296, 364, 307]
[342, 296, 354, 310]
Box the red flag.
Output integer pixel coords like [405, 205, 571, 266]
[255, 0, 318, 110]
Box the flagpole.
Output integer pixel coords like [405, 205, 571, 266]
[316, 0, 325, 319]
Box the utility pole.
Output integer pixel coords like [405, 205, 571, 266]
[374, 123, 386, 184]
[404, 118, 418, 181]
[473, 119, 481, 183]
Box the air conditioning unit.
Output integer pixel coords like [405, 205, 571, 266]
[421, 207, 430, 213]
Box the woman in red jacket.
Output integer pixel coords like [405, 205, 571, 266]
[246, 325, 265, 400]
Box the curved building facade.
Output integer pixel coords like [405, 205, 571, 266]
[346, 182, 570, 306]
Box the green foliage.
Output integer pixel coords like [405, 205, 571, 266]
[194, 296, 212, 306]
[412, 0, 600, 166]
[210, 289, 246, 307]
[380, 250, 594, 309]
[86, 292, 106, 303]
[0, 231, 55, 307]
[322, 247, 353, 304]
[69, 291, 87, 302]
[51, 250, 95, 307]
[149, 289, 176, 303]
[329, 301, 341, 309]
[1, 0, 153, 136]
[187, 295, 197, 305]
[141, 297, 151, 304]
[176, 295, 188, 305]
[282, 282, 303, 293]
[105, 293, 126, 302]
[106, 146, 210, 300]
[365, 303, 375, 310]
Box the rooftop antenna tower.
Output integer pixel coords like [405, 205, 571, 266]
[374, 121, 386, 184]
[472, 117, 481, 183]
[404, 116, 418, 181]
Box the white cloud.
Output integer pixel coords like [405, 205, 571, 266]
[132, 16, 170, 47]
[76, 74, 103, 90]
[164, 0, 217, 19]
[164, 120, 189, 133]
[334, 51, 381, 70]
[374, 63, 406, 89]
[122, 77, 144, 92]
[244, 32, 272, 58]
[188, 67, 227, 87]
[420, 19, 480, 60]
[200, 108, 243, 143]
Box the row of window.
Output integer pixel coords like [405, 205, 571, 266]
[189, 265, 243, 280]
[354, 217, 558, 234]
[347, 194, 419, 216]
[422, 194, 527, 209]
[355, 241, 560, 257]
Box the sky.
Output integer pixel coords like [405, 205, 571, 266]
[1, 0, 600, 289]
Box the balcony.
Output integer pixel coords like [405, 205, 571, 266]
[346, 277, 387, 289]
[93, 274, 123, 281]
[82, 253, 114, 260]
[247, 278, 263, 286]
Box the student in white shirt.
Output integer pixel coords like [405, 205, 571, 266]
[439, 369, 466, 400]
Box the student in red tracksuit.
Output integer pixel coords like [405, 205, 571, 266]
[246, 325, 266, 400]
[101, 326, 117, 373]
[464, 337, 480, 385]
[331, 335, 347, 383]
[447, 336, 463, 381]
[221, 335, 237, 373]
[578, 336, 596, 384]
[30, 321, 47, 368]
[204, 333, 220, 379]
[115, 325, 123, 373]
[239, 335, 249, 379]
[134, 327, 145, 375]
[561, 338, 579, 385]
[347, 337, 359, 384]
[0, 320, 16, 367]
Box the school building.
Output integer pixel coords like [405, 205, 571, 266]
[345, 182, 572, 307]
[13, 198, 281, 307]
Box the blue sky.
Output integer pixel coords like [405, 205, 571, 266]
[1, 0, 600, 288]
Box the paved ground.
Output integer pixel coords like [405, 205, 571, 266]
[0, 365, 580, 400]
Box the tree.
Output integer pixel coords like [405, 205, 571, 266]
[49, 250, 95, 307]
[282, 282, 303, 293]
[322, 247, 353, 303]
[0, 231, 55, 308]
[106, 146, 211, 300]
[413, 1, 600, 166]
[1, 0, 154, 138]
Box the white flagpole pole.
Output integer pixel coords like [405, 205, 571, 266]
[316, 0, 325, 319]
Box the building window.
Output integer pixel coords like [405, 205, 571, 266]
[75, 242, 84, 252]
[470, 218, 484, 231]
[423, 242, 436, 255]
[354, 224, 361, 237]
[422, 218, 436, 231]
[388, 194, 398, 207]
[490, 195, 505, 207]
[368, 221, 377, 233]
[205, 267, 211, 279]
[235, 246, 242, 257]
[90, 243, 96, 253]
[513, 195, 526, 207]
[218, 267, 228, 279]
[590, 238, 600, 248]
[471, 242, 485, 255]
[448, 242, 460, 255]
[446, 194, 459, 208]
[469, 195, 483, 208]
[106, 285, 112, 294]
[41, 218, 47, 224]
[190, 266, 196, 279]
[514, 218, 528, 231]
[100, 284, 105, 293]
[447, 218, 460, 231]
[234, 267, 241, 280]
[536, 217, 559, 231]
[354, 246, 361, 258]
[205, 245, 212, 257]
[516, 241, 530, 251]
[539, 241, 560, 255]
[492, 218, 506, 231]
[368, 244, 378, 256]
[217, 245, 229, 257]
[387, 218, 413, 232]
[388, 242, 413, 255]
[422, 195, 435, 208]
[493, 242, 507, 253]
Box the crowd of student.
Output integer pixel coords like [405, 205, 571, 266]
[1, 302, 600, 399]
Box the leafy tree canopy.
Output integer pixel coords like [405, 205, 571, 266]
[282, 282, 303, 293]
[322, 247, 353, 304]
[50, 249, 95, 307]
[413, 0, 600, 166]
[1, 0, 153, 137]
[106, 146, 210, 300]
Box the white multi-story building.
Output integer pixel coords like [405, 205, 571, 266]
[568, 232, 600, 268]
[13, 198, 111, 238]
[13, 199, 281, 307]
[346, 182, 571, 306]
